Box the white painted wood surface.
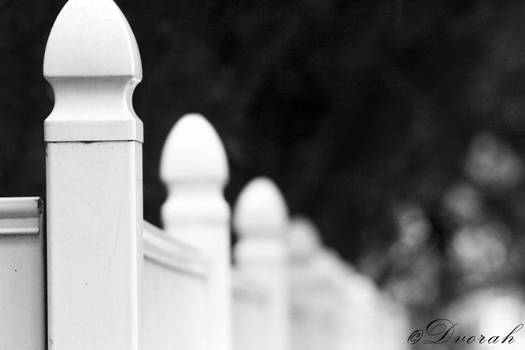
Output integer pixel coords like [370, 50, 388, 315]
[160, 114, 231, 350]
[44, 0, 142, 142]
[288, 216, 411, 350]
[0, 197, 44, 350]
[143, 221, 209, 350]
[232, 271, 269, 350]
[289, 217, 341, 350]
[44, 0, 143, 349]
[289, 216, 322, 350]
[233, 177, 290, 350]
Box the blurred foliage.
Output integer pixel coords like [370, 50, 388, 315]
[3, 0, 525, 310]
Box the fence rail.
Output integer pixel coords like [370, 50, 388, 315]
[143, 221, 209, 277]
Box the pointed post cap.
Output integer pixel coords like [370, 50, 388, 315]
[160, 114, 228, 186]
[315, 248, 347, 278]
[44, 0, 141, 79]
[43, 0, 143, 142]
[233, 177, 288, 237]
[289, 216, 321, 260]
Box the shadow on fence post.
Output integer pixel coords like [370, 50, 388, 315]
[233, 177, 290, 350]
[44, 0, 143, 348]
[160, 113, 231, 350]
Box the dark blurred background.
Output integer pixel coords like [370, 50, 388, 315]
[2, 0, 525, 340]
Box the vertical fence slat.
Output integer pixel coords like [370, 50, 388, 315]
[160, 113, 231, 350]
[44, 0, 143, 348]
[233, 177, 290, 350]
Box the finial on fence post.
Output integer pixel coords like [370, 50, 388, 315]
[160, 113, 231, 350]
[160, 113, 228, 230]
[44, 0, 143, 349]
[289, 216, 321, 264]
[44, 0, 142, 142]
[233, 177, 290, 350]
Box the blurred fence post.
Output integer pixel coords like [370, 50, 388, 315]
[313, 249, 353, 350]
[289, 217, 346, 350]
[160, 114, 231, 350]
[233, 177, 290, 350]
[44, 0, 143, 348]
[288, 216, 323, 350]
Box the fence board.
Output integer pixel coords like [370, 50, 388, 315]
[143, 220, 209, 350]
[0, 197, 44, 350]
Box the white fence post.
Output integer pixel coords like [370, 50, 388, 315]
[160, 114, 231, 350]
[44, 0, 143, 348]
[288, 216, 322, 350]
[233, 177, 290, 350]
[290, 217, 373, 350]
[313, 249, 352, 350]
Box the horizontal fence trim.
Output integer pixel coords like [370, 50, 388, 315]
[143, 220, 209, 278]
[232, 270, 269, 304]
[0, 197, 41, 235]
[0, 227, 40, 235]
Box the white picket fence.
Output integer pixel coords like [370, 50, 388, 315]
[0, 0, 410, 349]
